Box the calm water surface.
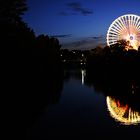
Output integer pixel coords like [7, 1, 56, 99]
[27, 69, 140, 139]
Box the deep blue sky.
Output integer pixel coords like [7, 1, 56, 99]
[23, 0, 140, 49]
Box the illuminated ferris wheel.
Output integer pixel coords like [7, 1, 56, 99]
[107, 14, 140, 50]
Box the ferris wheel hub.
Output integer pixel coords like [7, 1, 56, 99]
[130, 36, 134, 40]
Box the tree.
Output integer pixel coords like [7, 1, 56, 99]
[117, 39, 129, 46]
[0, 0, 27, 23]
[110, 39, 127, 54]
[0, 0, 35, 50]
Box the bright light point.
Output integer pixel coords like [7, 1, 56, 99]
[107, 14, 140, 50]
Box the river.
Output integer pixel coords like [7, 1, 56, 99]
[26, 68, 140, 139]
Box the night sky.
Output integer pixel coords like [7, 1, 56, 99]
[23, 0, 140, 49]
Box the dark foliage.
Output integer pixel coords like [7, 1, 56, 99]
[0, 2, 64, 137]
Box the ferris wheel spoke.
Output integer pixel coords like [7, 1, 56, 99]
[132, 15, 136, 26]
[126, 25, 131, 36]
[108, 38, 118, 41]
[108, 39, 118, 42]
[136, 20, 140, 29]
[108, 35, 117, 39]
[128, 16, 131, 29]
[112, 24, 121, 30]
[133, 16, 137, 26]
[123, 16, 128, 27]
[108, 35, 118, 38]
[115, 21, 123, 30]
[108, 31, 118, 35]
[118, 18, 126, 31]
[135, 26, 140, 33]
[138, 25, 140, 30]
[110, 28, 120, 34]
[113, 23, 123, 32]
[134, 17, 139, 27]
[122, 17, 129, 32]
[130, 16, 133, 26]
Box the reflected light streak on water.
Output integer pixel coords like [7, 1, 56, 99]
[81, 69, 86, 85]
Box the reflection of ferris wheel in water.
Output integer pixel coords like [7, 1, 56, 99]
[106, 96, 140, 125]
[107, 14, 140, 50]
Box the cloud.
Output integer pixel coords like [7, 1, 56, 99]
[91, 36, 103, 40]
[58, 11, 77, 16]
[62, 35, 106, 50]
[51, 34, 72, 38]
[60, 2, 93, 16]
[67, 2, 93, 15]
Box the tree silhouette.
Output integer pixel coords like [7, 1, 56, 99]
[110, 39, 127, 53]
[0, 0, 27, 23]
[35, 35, 61, 60]
[117, 39, 129, 46]
[0, 0, 35, 51]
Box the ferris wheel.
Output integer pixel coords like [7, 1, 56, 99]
[107, 14, 140, 50]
